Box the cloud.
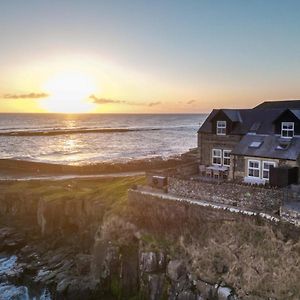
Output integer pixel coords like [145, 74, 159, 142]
[3, 93, 49, 99]
[90, 95, 161, 107]
[89, 95, 122, 104]
[187, 99, 196, 105]
[148, 101, 161, 107]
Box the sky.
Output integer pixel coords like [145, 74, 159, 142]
[0, 0, 300, 113]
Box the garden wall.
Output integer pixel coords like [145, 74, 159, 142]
[168, 177, 283, 213]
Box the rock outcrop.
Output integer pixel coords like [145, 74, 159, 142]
[0, 178, 299, 299]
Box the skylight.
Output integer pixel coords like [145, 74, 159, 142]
[276, 140, 291, 150]
[249, 141, 262, 148]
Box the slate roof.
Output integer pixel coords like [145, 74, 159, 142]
[199, 97, 300, 136]
[222, 109, 242, 122]
[199, 108, 284, 134]
[231, 135, 300, 161]
[290, 110, 300, 120]
[254, 100, 300, 109]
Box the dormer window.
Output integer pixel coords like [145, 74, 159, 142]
[217, 121, 226, 135]
[281, 122, 294, 138]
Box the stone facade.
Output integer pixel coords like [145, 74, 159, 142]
[168, 177, 283, 213]
[232, 155, 299, 182]
[198, 132, 241, 171]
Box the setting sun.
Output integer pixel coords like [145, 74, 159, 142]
[41, 71, 97, 113]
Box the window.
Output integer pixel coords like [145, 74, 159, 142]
[262, 161, 276, 180]
[217, 121, 226, 135]
[212, 149, 222, 165]
[248, 160, 260, 178]
[223, 150, 231, 166]
[249, 141, 262, 148]
[276, 140, 290, 150]
[281, 122, 294, 138]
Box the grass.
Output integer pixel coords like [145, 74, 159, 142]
[177, 219, 300, 299]
[140, 233, 175, 254]
[0, 176, 145, 218]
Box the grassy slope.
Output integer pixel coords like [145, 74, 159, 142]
[0, 176, 145, 215]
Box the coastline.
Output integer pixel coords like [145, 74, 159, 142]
[0, 155, 190, 180]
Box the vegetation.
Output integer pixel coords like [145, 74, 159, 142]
[0, 176, 145, 209]
[177, 219, 300, 299]
[1, 177, 299, 299]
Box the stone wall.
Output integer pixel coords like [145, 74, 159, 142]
[280, 206, 300, 226]
[232, 155, 245, 181]
[127, 189, 280, 235]
[168, 177, 283, 213]
[175, 162, 199, 176]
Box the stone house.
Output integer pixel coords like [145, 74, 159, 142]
[198, 100, 300, 185]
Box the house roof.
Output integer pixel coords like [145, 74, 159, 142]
[231, 135, 300, 161]
[254, 100, 300, 109]
[199, 108, 284, 134]
[290, 109, 300, 120]
[271, 108, 300, 123]
[199, 98, 300, 135]
[222, 109, 242, 122]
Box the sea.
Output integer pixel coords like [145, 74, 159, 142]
[0, 113, 207, 166]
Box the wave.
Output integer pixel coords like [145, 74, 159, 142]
[0, 125, 197, 137]
[0, 127, 160, 136]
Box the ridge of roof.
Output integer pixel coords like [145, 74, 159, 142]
[254, 100, 300, 109]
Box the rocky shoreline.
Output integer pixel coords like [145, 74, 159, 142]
[0, 223, 237, 300]
[0, 224, 98, 299]
[0, 176, 299, 299]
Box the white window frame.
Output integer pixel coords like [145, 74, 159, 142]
[217, 121, 226, 135]
[223, 150, 231, 167]
[262, 161, 276, 180]
[212, 149, 222, 166]
[281, 122, 294, 138]
[248, 160, 260, 178]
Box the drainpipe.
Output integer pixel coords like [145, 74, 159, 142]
[233, 155, 236, 180]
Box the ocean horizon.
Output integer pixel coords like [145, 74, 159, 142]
[0, 113, 207, 165]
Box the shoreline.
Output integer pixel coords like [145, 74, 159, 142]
[0, 155, 192, 180]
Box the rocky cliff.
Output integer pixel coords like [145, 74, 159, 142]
[0, 178, 299, 300]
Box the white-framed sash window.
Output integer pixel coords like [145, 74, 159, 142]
[223, 150, 231, 167]
[217, 121, 226, 135]
[212, 149, 222, 165]
[248, 160, 260, 178]
[281, 122, 294, 138]
[262, 161, 276, 180]
[212, 149, 231, 167]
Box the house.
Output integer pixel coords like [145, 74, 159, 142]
[198, 100, 300, 185]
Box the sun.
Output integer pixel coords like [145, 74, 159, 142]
[41, 71, 97, 113]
